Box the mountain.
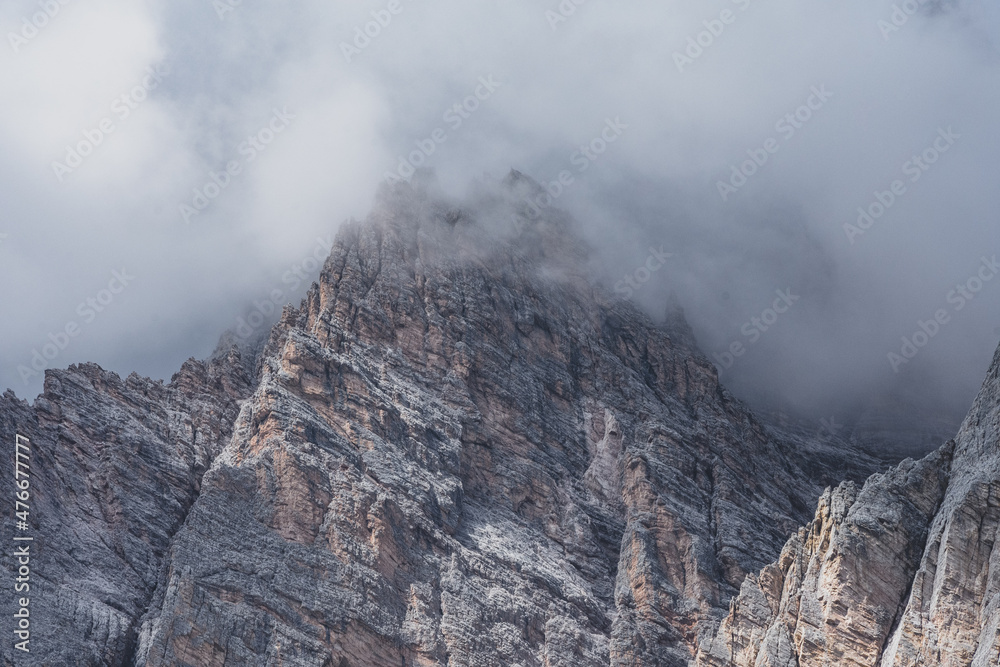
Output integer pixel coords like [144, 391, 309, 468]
[695, 341, 1000, 666]
[1, 173, 994, 666]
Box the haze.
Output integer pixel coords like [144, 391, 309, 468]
[1, 0, 997, 449]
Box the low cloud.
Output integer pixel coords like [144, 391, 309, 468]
[0, 0, 996, 450]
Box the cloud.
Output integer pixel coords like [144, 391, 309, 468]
[0, 0, 997, 448]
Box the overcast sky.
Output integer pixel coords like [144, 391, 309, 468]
[1, 0, 998, 434]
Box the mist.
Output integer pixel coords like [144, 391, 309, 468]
[1, 0, 997, 451]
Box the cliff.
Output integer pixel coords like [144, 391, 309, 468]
[3, 174, 990, 666]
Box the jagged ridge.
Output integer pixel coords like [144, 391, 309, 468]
[696, 341, 1000, 666]
[1, 174, 928, 666]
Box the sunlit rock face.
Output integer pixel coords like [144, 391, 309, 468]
[6, 174, 991, 666]
[696, 341, 1000, 667]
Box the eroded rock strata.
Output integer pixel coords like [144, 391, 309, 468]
[1, 174, 994, 666]
[697, 342, 1000, 667]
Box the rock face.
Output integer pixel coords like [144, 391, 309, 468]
[0, 173, 994, 666]
[0, 353, 253, 666]
[695, 341, 1000, 667]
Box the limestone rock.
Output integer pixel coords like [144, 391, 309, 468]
[4, 175, 976, 666]
[0, 351, 252, 666]
[696, 341, 1000, 667]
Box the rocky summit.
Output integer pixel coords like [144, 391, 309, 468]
[1, 173, 997, 666]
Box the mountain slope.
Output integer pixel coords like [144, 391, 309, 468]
[696, 341, 1000, 667]
[129, 176, 884, 666]
[0, 353, 252, 666]
[2, 174, 909, 666]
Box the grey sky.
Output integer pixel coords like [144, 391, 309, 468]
[1, 0, 997, 436]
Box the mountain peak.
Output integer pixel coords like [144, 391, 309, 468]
[3, 174, 996, 666]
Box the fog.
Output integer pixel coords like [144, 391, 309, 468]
[1, 0, 997, 448]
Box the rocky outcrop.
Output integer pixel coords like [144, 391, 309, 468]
[125, 177, 884, 667]
[3, 173, 986, 666]
[878, 341, 1000, 667]
[0, 351, 252, 666]
[694, 447, 952, 667]
[696, 341, 1000, 667]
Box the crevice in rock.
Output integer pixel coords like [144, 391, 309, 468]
[875, 440, 956, 666]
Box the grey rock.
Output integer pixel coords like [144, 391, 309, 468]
[0, 352, 252, 666]
[3, 174, 965, 666]
[695, 341, 1000, 666]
